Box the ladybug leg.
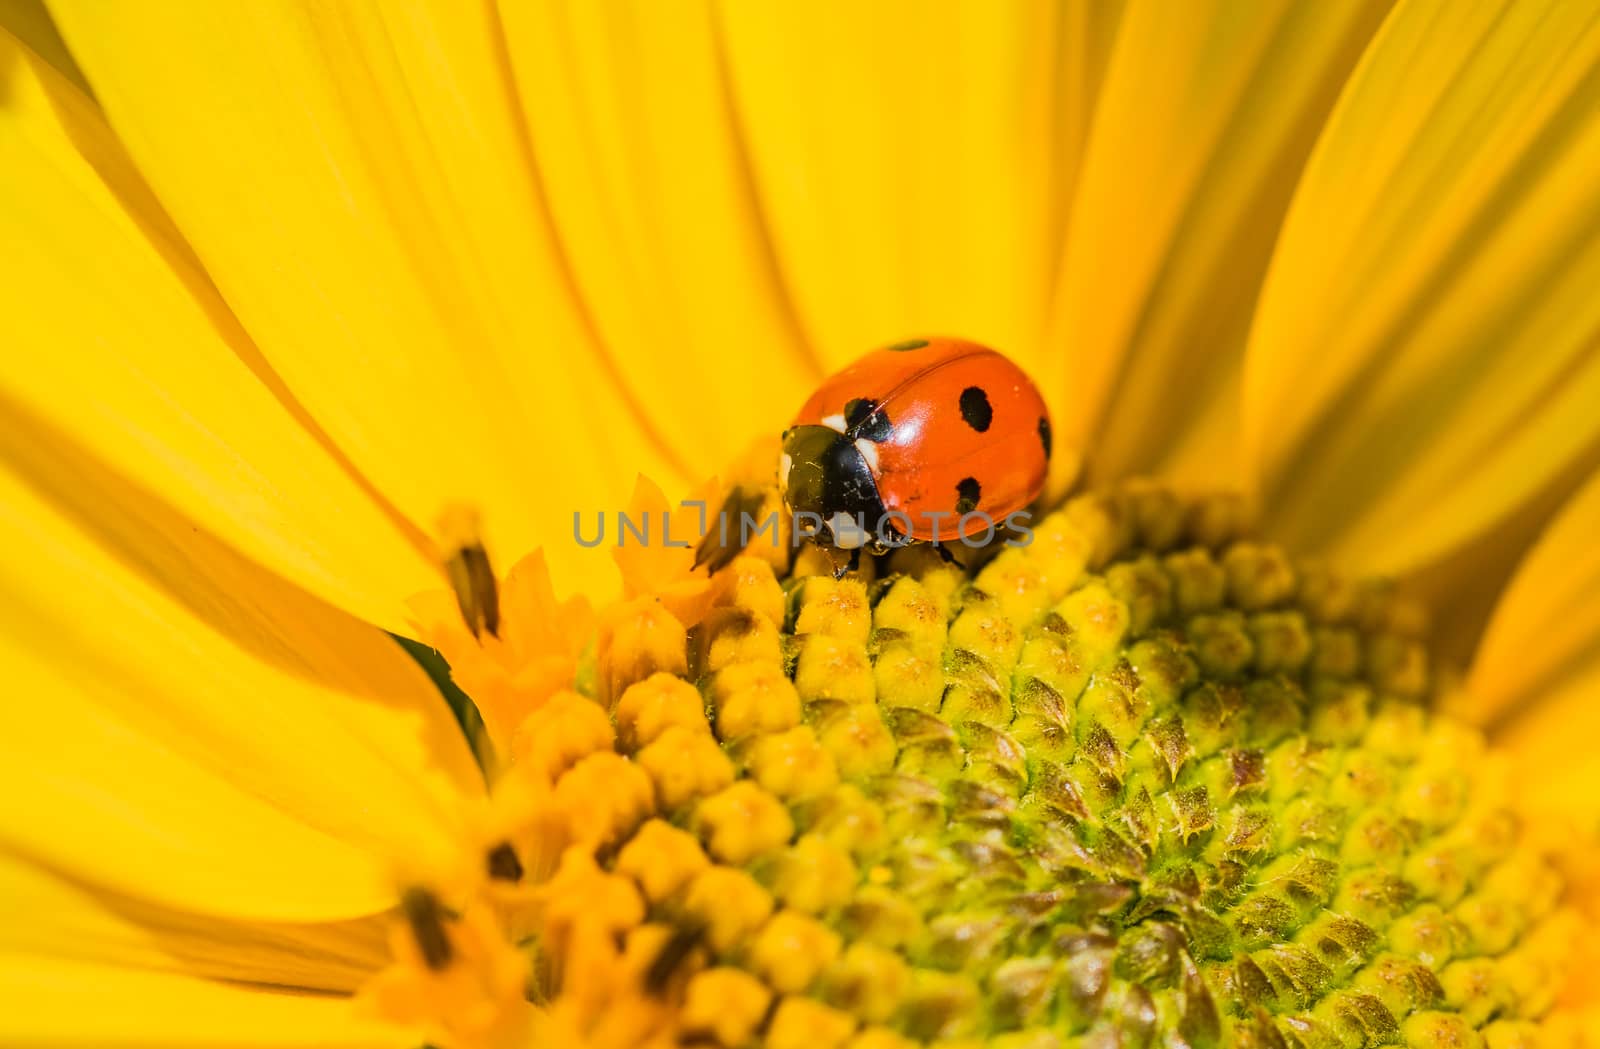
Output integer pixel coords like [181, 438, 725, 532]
[932, 541, 965, 570]
[831, 546, 862, 580]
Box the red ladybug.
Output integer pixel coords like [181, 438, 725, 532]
[781, 337, 1051, 560]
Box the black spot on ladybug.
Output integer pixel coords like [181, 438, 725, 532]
[959, 386, 993, 433]
[955, 476, 981, 514]
[1038, 415, 1053, 458]
[888, 338, 930, 352]
[844, 397, 893, 442]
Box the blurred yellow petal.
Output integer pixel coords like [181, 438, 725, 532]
[1459, 472, 1600, 881]
[1465, 468, 1600, 729]
[0, 25, 444, 633]
[0, 953, 413, 1049]
[46, 0, 679, 598]
[1245, 0, 1600, 581]
[0, 0, 85, 90]
[1047, 0, 1392, 488]
[0, 407, 483, 921]
[498, 1, 817, 469]
[1486, 658, 1600, 829]
[0, 851, 386, 993]
[717, 0, 1120, 375]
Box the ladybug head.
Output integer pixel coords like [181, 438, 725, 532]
[779, 424, 889, 550]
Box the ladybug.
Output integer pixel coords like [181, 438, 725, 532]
[780, 337, 1051, 566]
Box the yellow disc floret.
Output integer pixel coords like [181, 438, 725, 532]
[385, 482, 1586, 1049]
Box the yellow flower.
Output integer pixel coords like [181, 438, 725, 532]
[2, 1, 1599, 1047]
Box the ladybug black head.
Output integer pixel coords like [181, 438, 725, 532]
[779, 424, 890, 550]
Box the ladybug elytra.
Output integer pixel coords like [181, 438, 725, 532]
[780, 337, 1051, 562]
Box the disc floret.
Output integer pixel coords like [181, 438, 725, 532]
[386, 483, 1579, 1049]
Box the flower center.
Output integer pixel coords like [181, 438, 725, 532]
[377, 484, 1577, 1049]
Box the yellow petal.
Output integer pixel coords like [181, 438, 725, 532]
[0, 850, 386, 994]
[0, 412, 483, 920]
[1046, 0, 1392, 488]
[1458, 469, 1600, 869]
[0, 0, 86, 90]
[0, 24, 442, 634]
[716, 1, 1121, 373]
[0, 953, 414, 1049]
[1465, 468, 1600, 729]
[611, 474, 720, 628]
[1487, 657, 1600, 828]
[45, 0, 679, 599]
[1245, 0, 1600, 580]
[496, 1, 820, 468]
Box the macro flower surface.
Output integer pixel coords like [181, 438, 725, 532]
[2, 1, 1600, 1047]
